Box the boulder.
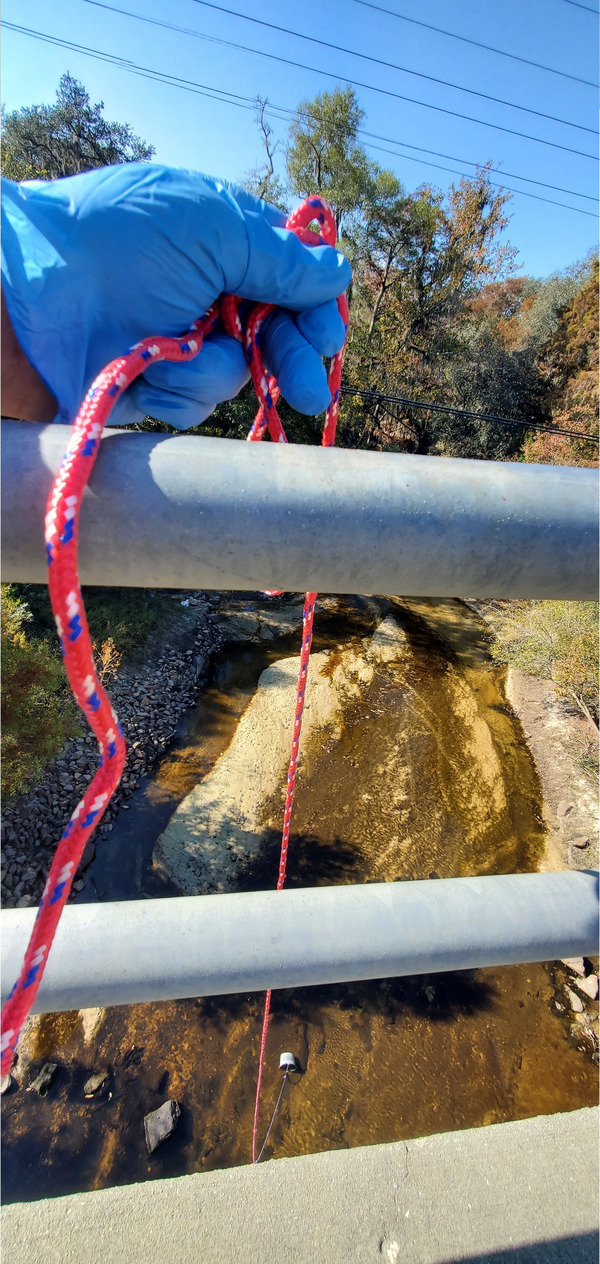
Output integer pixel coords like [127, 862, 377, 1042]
[26, 1062, 58, 1096]
[84, 1068, 110, 1098]
[576, 974, 599, 1001]
[564, 986, 584, 1013]
[561, 957, 586, 976]
[144, 1099, 181, 1154]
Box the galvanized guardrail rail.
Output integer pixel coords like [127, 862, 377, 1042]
[1, 420, 598, 1011]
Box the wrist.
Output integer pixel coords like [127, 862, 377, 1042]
[1, 289, 58, 422]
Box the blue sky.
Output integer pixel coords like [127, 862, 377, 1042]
[2, 0, 598, 278]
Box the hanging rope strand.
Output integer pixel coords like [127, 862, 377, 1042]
[225, 197, 348, 1163]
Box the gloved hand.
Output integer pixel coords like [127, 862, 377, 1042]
[1, 164, 351, 430]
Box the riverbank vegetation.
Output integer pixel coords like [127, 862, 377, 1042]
[0, 582, 176, 800]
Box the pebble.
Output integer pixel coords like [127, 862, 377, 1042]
[556, 801, 572, 818]
[570, 837, 589, 849]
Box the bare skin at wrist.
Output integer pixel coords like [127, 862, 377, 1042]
[1, 289, 58, 422]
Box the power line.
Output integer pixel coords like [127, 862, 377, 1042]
[349, 0, 598, 89]
[559, 0, 599, 13]
[75, 0, 599, 195]
[261, 96, 597, 207]
[357, 129, 598, 203]
[340, 386, 600, 443]
[5, 23, 598, 220]
[1, 24, 260, 110]
[69, 1, 598, 161]
[186, 0, 595, 134]
[360, 137, 598, 217]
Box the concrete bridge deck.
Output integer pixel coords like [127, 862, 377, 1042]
[3, 1107, 598, 1263]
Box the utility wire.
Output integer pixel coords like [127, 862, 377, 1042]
[340, 386, 600, 443]
[349, 0, 599, 89]
[72, 0, 600, 200]
[186, 0, 595, 134]
[69, 1, 598, 160]
[360, 137, 599, 216]
[357, 129, 599, 202]
[259, 100, 598, 206]
[559, 0, 599, 13]
[5, 23, 597, 220]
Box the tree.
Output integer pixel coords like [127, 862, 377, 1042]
[243, 97, 289, 211]
[1, 72, 154, 181]
[524, 258, 599, 467]
[286, 86, 372, 234]
[341, 165, 517, 456]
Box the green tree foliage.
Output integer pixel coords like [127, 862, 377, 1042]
[286, 86, 373, 234]
[0, 585, 80, 800]
[1, 72, 154, 181]
[491, 601, 599, 729]
[342, 164, 518, 456]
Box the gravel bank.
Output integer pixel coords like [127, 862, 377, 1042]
[1, 592, 225, 910]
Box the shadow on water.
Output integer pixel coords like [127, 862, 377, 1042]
[2, 595, 598, 1201]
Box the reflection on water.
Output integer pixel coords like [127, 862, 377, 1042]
[2, 597, 597, 1202]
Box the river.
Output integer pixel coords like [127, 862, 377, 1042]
[2, 596, 597, 1202]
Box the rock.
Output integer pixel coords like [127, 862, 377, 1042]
[570, 837, 589, 849]
[576, 974, 599, 1001]
[561, 957, 586, 976]
[424, 985, 436, 1003]
[83, 1068, 110, 1098]
[144, 1099, 181, 1154]
[27, 1062, 58, 1096]
[565, 986, 584, 1012]
[557, 801, 572, 818]
[1, 1074, 13, 1096]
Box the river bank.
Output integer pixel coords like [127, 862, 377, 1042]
[1, 591, 225, 909]
[464, 599, 599, 876]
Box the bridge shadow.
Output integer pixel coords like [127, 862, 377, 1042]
[444, 1235, 599, 1264]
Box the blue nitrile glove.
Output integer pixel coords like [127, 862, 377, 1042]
[1, 164, 351, 429]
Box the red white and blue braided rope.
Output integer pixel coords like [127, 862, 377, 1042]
[0, 198, 348, 1098]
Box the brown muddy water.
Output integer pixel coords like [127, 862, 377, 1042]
[2, 597, 598, 1203]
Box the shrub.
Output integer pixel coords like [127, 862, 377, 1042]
[1, 585, 80, 800]
[491, 600, 599, 728]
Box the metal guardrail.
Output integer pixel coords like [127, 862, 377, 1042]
[1, 873, 598, 1013]
[2, 422, 598, 1017]
[2, 421, 598, 598]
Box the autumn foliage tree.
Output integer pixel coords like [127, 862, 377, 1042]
[524, 259, 599, 467]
